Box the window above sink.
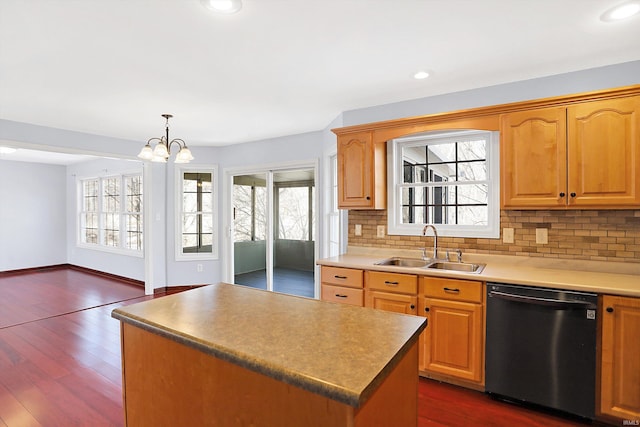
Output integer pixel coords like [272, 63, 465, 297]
[387, 129, 500, 239]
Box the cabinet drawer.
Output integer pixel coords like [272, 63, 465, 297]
[321, 266, 363, 288]
[366, 271, 418, 295]
[321, 284, 363, 306]
[420, 277, 483, 303]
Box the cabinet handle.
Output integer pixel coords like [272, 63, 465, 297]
[570, 192, 576, 197]
[335, 294, 348, 298]
[334, 275, 347, 279]
[384, 281, 399, 286]
[606, 306, 614, 313]
[443, 287, 460, 293]
[366, 196, 371, 200]
[410, 304, 415, 310]
[559, 192, 565, 197]
[424, 307, 430, 312]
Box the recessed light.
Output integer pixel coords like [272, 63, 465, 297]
[414, 71, 430, 80]
[0, 146, 17, 154]
[601, 1, 640, 21]
[200, 0, 242, 14]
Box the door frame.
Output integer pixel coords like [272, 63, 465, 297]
[222, 159, 319, 298]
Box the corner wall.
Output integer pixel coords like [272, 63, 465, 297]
[0, 160, 67, 270]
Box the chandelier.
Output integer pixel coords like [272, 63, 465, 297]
[138, 114, 194, 163]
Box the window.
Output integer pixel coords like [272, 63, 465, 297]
[124, 175, 143, 250]
[80, 179, 99, 244]
[275, 183, 314, 241]
[328, 154, 341, 257]
[387, 130, 499, 238]
[176, 167, 217, 260]
[233, 179, 266, 242]
[79, 173, 143, 253]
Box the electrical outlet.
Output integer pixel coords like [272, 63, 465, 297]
[197, 264, 203, 272]
[535, 228, 548, 245]
[355, 224, 362, 236]
[376, 225, 385, 238]
[503, 227, 514, 244]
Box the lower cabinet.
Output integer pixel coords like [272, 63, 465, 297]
[418, 277, 484, 386]
[320, 266, 364, 307]
[364, 271, 418, 315]
[599, 295, 640, 422]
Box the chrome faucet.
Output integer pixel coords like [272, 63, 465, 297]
[422, 224, 438, 260]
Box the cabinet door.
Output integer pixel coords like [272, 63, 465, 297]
[600, 295, 640, 421]
[337, 132, 373, 208]
[567, 96, 640, 207]
[365, 290, 417, 315]
[419, 297, 483, 382]
[500, 107, 567, 208]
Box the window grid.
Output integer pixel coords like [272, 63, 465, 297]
[181, 172, 213, 254]
[124, 175, 143, 251]
[79, 174, 143, 252]
[81, 179, 99, 244]
[401, 140, 488, 226]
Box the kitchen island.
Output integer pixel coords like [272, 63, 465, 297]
[111, 282, 426, 427]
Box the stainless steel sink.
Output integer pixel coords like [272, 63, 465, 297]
[425, 261, 485, 274]
[375, 257, 431, 268]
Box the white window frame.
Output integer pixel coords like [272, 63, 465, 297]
[77, 172, 144, 256]
[175, 164, 218, 261]
[387, 129, 500, 238]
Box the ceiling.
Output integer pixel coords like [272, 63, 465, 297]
[1, 0, 639, 149]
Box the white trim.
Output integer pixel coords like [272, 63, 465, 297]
[143, 162, 153, 295]
[76, 170, 145, 254]
[174, 163, 219, 261]
[387, 130, 500, 239]
[223, 158, 319, 298]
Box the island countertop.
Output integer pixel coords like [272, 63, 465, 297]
[111, 282, 426, 408]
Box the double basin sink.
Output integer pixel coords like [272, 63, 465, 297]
[375, 257, 485, 274]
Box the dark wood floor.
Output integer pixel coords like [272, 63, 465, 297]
[0, 267, 598, 426]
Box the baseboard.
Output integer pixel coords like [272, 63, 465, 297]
[0, 264, 70, 277]
[154, 284, 208, 295]
[0, 263, 145, 288]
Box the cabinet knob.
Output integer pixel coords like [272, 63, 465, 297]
[606, 307, 614, 313]
[410, 304, 415, 310]
[570, 192, 576, 197]
[366, 196, 371, 200]
[559, 192, 565, 197]
[424, 307, 430, 312]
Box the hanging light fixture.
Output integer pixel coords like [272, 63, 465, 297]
[138, 114, 194, 164]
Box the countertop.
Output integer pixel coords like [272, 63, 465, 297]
[318, 247, 640, 298]
[111, 282, 426, 408]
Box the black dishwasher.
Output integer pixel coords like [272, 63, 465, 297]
[485, 283, 598, 420]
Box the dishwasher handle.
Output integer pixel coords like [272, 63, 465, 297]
[489, 290, 596, 310]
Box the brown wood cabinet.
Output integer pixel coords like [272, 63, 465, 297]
[418, 277, 484, 385]
[501, 96, 640, 209]
[599, 295, 640, 422]
[320, 266, 364, 306]
[364, 271, 418, 315]
[336, 131, 386, 209]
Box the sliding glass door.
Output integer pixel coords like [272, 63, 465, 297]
[232, 167, 315, 298]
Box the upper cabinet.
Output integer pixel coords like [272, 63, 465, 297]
[501, 95, 640, 209]
[500, 106, 567, 208]
[332, 85, 640, 211]
[337, 131, 386, 209]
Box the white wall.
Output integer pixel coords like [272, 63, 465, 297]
[342, 60, 640, 127]
[1, 60, 638, 288]
[165, 132, 326, 287]
[0, 160, 67, 270]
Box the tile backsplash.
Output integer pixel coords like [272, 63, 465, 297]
[348, 210, 640, 263]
